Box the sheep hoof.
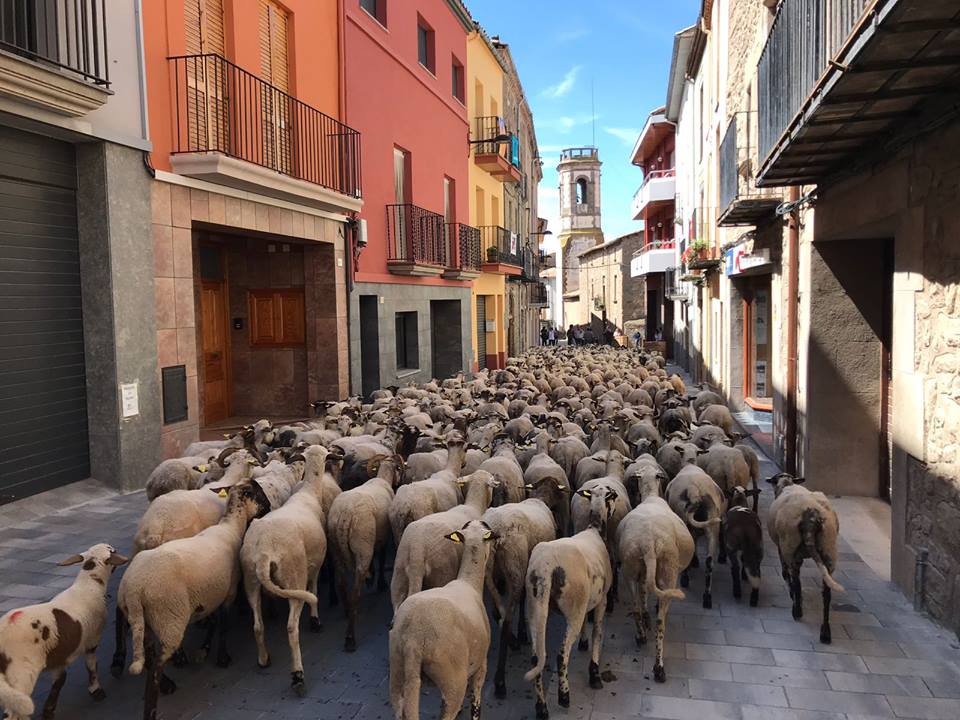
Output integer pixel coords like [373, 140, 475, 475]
[258, 656, 271, 669]
[558, 689, 570, 707]
[291, 672, 306, 697]
[589, 661, 603, 689]
[90, 688, 107, 702]
[749, 590, 759, 607]
[702, 593, 712, 609]
[535, 699, 550, 719]
[309, 617, 323, 634]
[653, 664, 666, 683]
[158, 674, 177, 695]
[344, 637, 357, 653]
[820, 624, 832, 644]
[171, 649, 188, 668]
[494, 681, 507, 698]
[578, 637, 589, 651]
[110, 657, 124, 679]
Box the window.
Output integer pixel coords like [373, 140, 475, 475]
[360, 0, 386, 26]
[248, 289, 306, 347]
[417, 17, 435, 73]
[576, 178, 588, 205]
[451, 56, 465, 102]
[395, 312, 419, 370]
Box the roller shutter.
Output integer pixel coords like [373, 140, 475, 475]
[0, 125, 87, 503]
[476, 296, 487, 370]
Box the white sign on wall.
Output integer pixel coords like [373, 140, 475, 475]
[755, 361, 768, 398]
[120, 382, 139, 418]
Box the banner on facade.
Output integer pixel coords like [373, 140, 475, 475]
[725, 244, 772, 276]
[510, 233, 518, 255]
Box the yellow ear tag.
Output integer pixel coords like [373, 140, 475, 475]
[247, 458, 257, 465]
[448, 533, 463, 544]
[556, 483, 565, 490]
[483, 531, 493, 540]
[582, 490, 592, 497]
[525, 484, 534, 490]
[223, 434, 231, 439]
[217, 489, 228, 498]
[198, 464, 208, 473]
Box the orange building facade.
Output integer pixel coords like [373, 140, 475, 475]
[144, 0, 362, 457]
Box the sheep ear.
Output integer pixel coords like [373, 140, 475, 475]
[482, 530, 499, 542]
[764, 476, 778, 485]
[747, 488, 763, 497]
[794, 477, 806, 484]
[576, 489, 592, 498]
[444, 531, 465, 544]
[605, 488, 619, 501]
[107, 552, 129, 566]
[58, 554, 85, 566]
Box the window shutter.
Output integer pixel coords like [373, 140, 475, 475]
[258, 0, 289, 91]
[185, 0, 224, 55]
[185, 0, 202, 54]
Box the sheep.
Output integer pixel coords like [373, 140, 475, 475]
[524, 485, 617, 719]
[481, 496, 557, 698]
[691, 389, 724, 415]
[117, 483, 271, 719]
[570, 472, 631, 610]
[389, 520, 498, 720]
[327, 455, 403, 651]
[390, 471, 499, 612]
[724, 486, 764, 606]
[735, 443, 761, 508]
[0, 544, 127, 720]
[240, 445, 333, 695]
[389, 440, 467, 544]
[623, 454, 668, 506]
[664, 464, 726, 609]
[656, 440, 700, 481]
[572, 449, 628, 490]
[616, 474, 693, 682]
[144, 456, 210, 501]
[691, 423, 730, 451]
[696, 443, 756, 519]
[478, 434, 526, 505]
[698, 403, 736, 435]
[524, 434, 571, 532]
[767, 473, 844, 643]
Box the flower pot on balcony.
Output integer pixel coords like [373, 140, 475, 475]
[486, 246, 499, 263]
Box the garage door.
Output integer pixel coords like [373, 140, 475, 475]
[0, 125, 88, 503]
[476, 296, 487, 370]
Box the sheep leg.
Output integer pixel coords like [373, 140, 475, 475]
[143, 646, 159, 720]
[345, 571, 361, 652]
[820, 582, 832, 644]
[193, 617, 218, 664]
[469, 664, 488, 720]
[494, 596, 515, 698]
[517, 588, 529, 644]
[578, 610, 591, 651]
[308, 567, 323, 633]
[436, 672, 468, 720]
[247, 576, 270, 668]
[730, 550, 743, 600]
[85, 647, 106, 701]
[111, 605, 127, 678]
[589, 603, 606, 690]
[288, 599, 307, 696]
[40, 668, 66, 720]
[558, 612, 586, 706]
[717, 524, 727, 564]
[532, 666, 548, 720]
[631, 574, 649, 647]
[215, 605, 232, 668]
[702, 527, 717, 609]
[790, 565, 803, 620]
[377, 543, 389, 592]
[652, 597, 671, 682]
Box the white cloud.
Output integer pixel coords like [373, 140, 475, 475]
[537, 113, 598, 134]
[541, 66, 581, 99]
[603, 127, 640, 146]
[555, 27, 589, 43]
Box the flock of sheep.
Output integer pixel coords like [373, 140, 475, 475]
[0, 345, 846, 720]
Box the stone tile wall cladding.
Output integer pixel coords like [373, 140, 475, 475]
[152, 181, 348, 458]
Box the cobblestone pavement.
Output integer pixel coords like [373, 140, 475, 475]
[2, 449, 960, 719]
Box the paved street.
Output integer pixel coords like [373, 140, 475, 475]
[2, 440, 959, 720]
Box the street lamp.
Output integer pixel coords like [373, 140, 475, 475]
[468, 133, 511, 147]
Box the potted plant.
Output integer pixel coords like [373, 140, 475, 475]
[486, 245, 499, 263]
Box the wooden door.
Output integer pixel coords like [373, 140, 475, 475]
[258, 0, 291, 173]
[185, 0, 227, 150]
[201, 280, 229, 424]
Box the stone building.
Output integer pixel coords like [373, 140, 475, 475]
[557, 147, 603, 325]
[576, 236, 623, 338]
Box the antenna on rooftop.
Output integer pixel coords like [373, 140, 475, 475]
[591, 78, 596, 148]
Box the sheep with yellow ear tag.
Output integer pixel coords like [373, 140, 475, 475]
[389, 520, 499, 720]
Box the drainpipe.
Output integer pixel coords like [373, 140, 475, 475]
[913, 547, 929, 611]
[785, 186, 800, 474]
[337, 0, 347, 122]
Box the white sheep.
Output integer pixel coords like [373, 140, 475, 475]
[481, 496, 556, 698]
[117, 483, 271, 719]
[0, 544, 127, 720]
[524, 485, 617, 719]
[390, 470, 499, 612]
[616, 473, 693, 682]
[767, 473, 844, 643]
[477, 434, 526, 504]
[388, 520, 498, 720]
[389, 440, 467, 543]
[664, 463, 726, 609]
[240, 445, 333, 695]
[327, 455, 402, 651]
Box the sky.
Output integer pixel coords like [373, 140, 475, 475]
[466, 0, 701, 244]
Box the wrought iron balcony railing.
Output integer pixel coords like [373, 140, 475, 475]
[445, 222, 481, 272]
[560, 147, 598, 161]
[170, 54, 362, 198]
[718, 113, 782, 225]
[479, 225, 520, 266]
[0, 0, 110, 85]
[386, 204, 446, 266]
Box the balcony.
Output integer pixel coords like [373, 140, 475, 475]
[442, 223, 482, 281]
[530, 283, 550, 307]
[718, 113, 783, 226]
[629, 240, 676, 277]
[472, 115, 522, 183]
[631, 169, 676, 220]
[515, 242, 540, 282]
[169, 54, 362, 213]
[479, 225, 522, 275]
[757, 0, 960, 187]
[560, 147, 598, 162]
[0, 0, 110, 116]
[386, 204, 446, 276]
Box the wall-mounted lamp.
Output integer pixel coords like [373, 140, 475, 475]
[468, 133, 511, 147]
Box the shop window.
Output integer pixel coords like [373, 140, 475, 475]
[395, 311, 419, 370]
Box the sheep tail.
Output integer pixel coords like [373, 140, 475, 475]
[523, 568, 550, 683]
[0, 670, 34, 718]
[800, 508, 844, 592]
[644, 548, 685, 601]
[125, 592, 147, 675]
[255, 555, 319, 611]
[685, 509, 721, 530]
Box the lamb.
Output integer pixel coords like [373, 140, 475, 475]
[724, 486, 764, 606]
[0, 544, 127, 720]
[664, 464, 726, 609]
[616, 473, 692, 682]
[389, 439, 467, 543]
[117, 483, 271, 719]
[767, 473, 844, 643]
[327, 455, 402, 651]
[390, 471, 499, 612]
[524, 485, 617, 719]
[240, 445, 333, 696]
[389, 520, 498, 720]
[481, 495, 557, 698]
